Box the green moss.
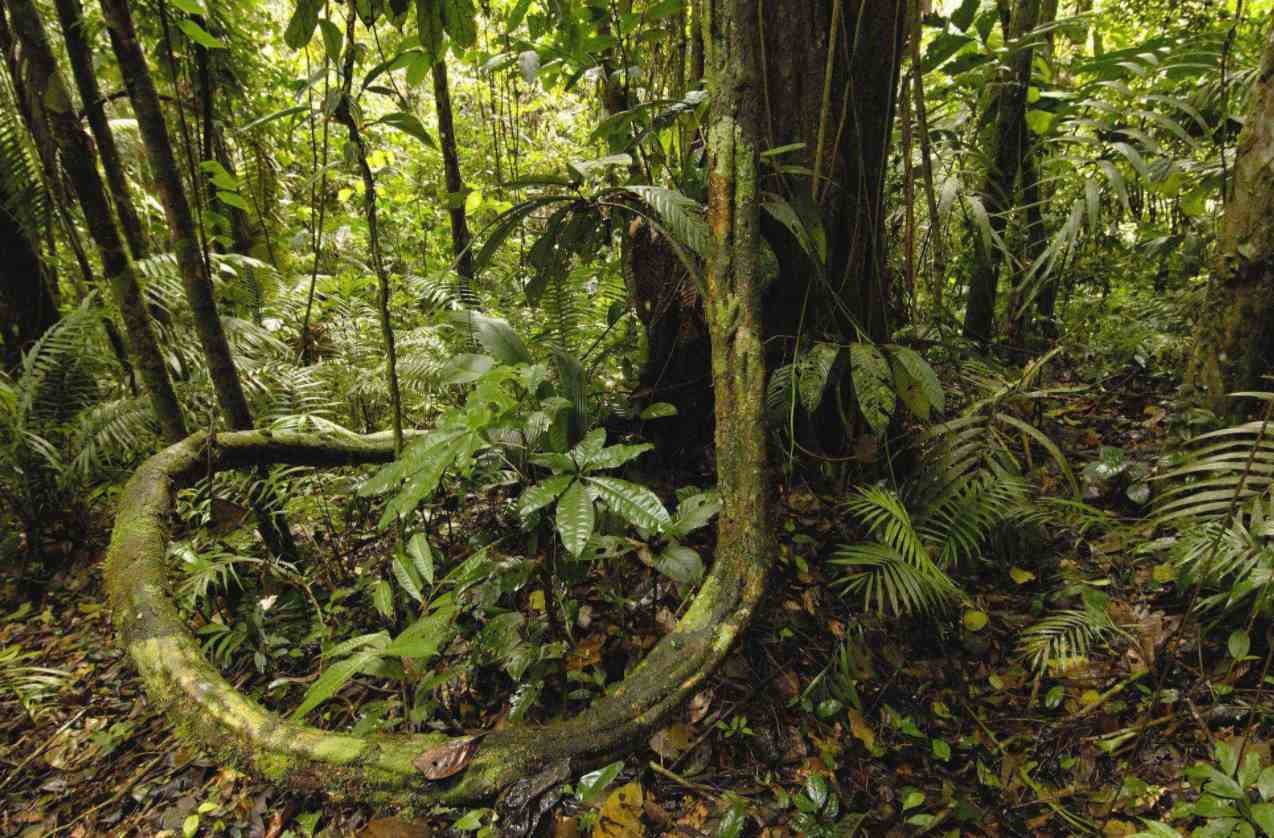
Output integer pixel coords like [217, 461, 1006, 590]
[257, 751, 292, 782]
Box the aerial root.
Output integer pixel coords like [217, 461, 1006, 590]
[106, 429, 770, 803]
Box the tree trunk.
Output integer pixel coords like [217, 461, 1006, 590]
[1187, 19, 1274, 413]
[100, 0, 253, 431]
[0, 177, 58, 371]
[759, 0, 906, 352]
[431, 58, 475, 304]
[335, 12, 403, 455]
[52, 0, 148, 260]
[3, 0, 187, 443]
[101, 0, 296, 557]
[962, 0, 1040, 343]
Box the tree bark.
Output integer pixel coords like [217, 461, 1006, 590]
[3, 0, 186, 442]
[962, 0, 1040, 343]
[101, 0, 296, 558]
[100, 0, 253, 432]
[759, 0, 907, 351]
[1187, 19, 1274, 413]
[0, 177, 58, 371]
[52, 0, 148, 260]
[431, 58, 475, 304]
[334, 11, 403, 455]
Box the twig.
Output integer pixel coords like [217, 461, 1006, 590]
[648, 761, 721, 800]
[1068, 669, 1147, 720]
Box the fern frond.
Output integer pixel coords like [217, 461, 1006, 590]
[1017, 608, 1113, 673]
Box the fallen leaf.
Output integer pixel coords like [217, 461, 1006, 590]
[847, 708, 876, 751]
[650, 724, 694, 760]
[594, 782, 643, 837]
[1009, 567, 1036, 585]
[687, 690, 714, 724]
[963, 609, 989, 632]
[413, 737, 479, 780]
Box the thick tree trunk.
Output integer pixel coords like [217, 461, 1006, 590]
[52, 0, 148, 260]
[431, 59, 475, 303]
[3, 0, 187, 442]
[962, 0, 1040, 343]
[0, 178, 58, 371]
[759, 0, 906, 353]
[1188, 20, 1274, 413]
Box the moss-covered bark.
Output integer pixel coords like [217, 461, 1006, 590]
[1187, 20, 1274, 413]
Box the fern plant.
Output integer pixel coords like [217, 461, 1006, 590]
[1150, 392, 1274, 619]
[0, 644, 69, 720]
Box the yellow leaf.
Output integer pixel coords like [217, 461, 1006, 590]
[847, 708, 876, 751]
[1152, 564, 1177, 583]
[593, 782, 643, 837]
[1010, 567, 1035, 585]
[529, 590, 546, 611]
[1080, 689, 1102, 706]
[963, 609, 989, 632]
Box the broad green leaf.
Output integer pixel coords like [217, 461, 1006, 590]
[1229, 629, 1250, 660]
[318, 18, 343, 62]
[519, 474, 574, 517]
[1250, 803, 1274, 837]
[407, 533, 435, 586]
[640, 402, 677, 420]
[372, 578, 394, 618]
[923, 33, 974, 72]
[417, 0, 445, 62]
[392, 551, 424, 602]
[655, 543, 704, 585]
[385, 602, 457, 658]
[440, 352, 495, 384]
[951, 0, 980, 30]
[849, 343, 895, 435]
[577, 760, 624, 804]
[585, 476, 671, 531]
[376, 111, 436, 148]
[177, 19, 225, 49]
[284, 0, 321, 49]
[555, 479, 595, 557]
[216, 190, 250, 210]
[1024, 110, 1055, 135]
[292, 646, 384, 720]
[889, 346, 943, 421]
[451, 311, 531, 364]
[669, 491, 721, 537]
[588, 443, 653, 471]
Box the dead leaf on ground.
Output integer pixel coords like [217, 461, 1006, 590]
[593, 782, 643, 837]
[413, 737, 478, 780]
[649, 723, 694, 760]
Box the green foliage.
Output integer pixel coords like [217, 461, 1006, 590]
[0, 643, 69, 720]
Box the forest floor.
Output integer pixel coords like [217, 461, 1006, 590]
[1, 361, 1266, 838]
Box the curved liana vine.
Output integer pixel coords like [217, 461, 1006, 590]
[105, 428, 770, 803]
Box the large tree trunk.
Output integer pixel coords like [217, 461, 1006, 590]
[3, 0, 186, 442]
[52, 0, 148, 260]
[431, 58, 475, 303]
[1187, 20, 1274, 413]
[962, 0, 1040, 343]
[760, 0, 907, 353]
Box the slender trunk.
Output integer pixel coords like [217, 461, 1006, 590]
[431, 59, 475, 304]
[52, 0, 148, 260]
[1188, 19, 1274, 414]
[910, 0, 944, 312]
[3, 0, 186, 441]
[962, 0, 1040, 343]
[690, 0, 705, 85]
[100, 0, 252, 431]
[101, 0, 296, 556]
[335, 12, 403, 454]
